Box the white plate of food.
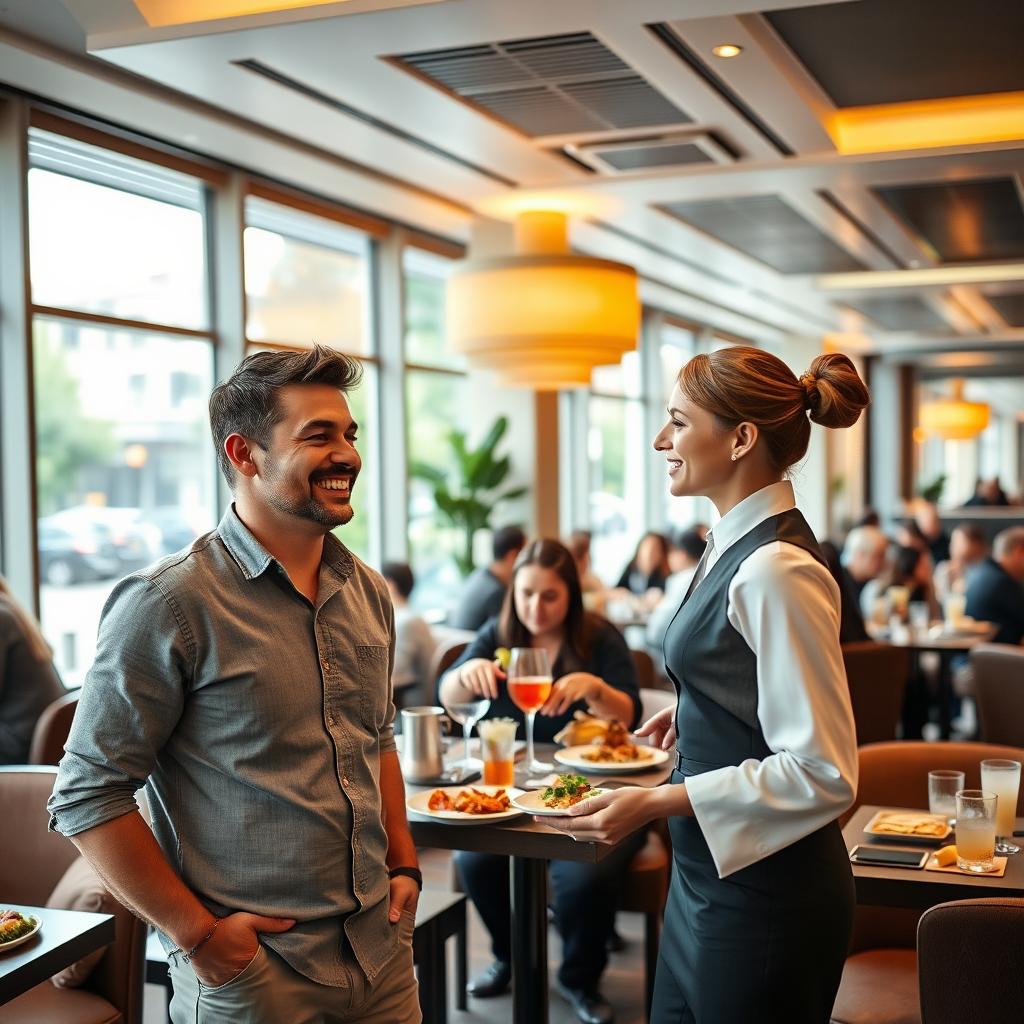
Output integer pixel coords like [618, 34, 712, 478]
[0, 911, 41, 952]
[554, 742, 670, 774]
[407, 785, 525, 824]
[863, 809, 952, 845]
[510, 775, 607, 816]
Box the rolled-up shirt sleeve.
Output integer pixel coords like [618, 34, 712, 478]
[378, 598, 398, 756]
[684, 543, 858, 878]
[48, 575, 192, 836]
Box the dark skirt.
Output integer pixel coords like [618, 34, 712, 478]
[652, 768, 854, 1024]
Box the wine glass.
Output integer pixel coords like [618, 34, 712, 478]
[444, 697, 492, 781]
[507, 647, 553, 773]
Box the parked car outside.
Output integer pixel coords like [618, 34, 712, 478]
[37, 518, 121, 586]
[44, 506, 160, 572]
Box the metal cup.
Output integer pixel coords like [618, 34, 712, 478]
[400, 706, 447, 782]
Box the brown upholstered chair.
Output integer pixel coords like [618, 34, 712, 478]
[427, 639, 469, 698]
[0, 766, 147, 1024]
[28, 690, 80, 765]
[969, 644, 1024, 746]
[841, 642, 911, 745]
[629, 648, 656, 691]
[917, 898, 1024, 1023]
[831, 741, 1024, 1024]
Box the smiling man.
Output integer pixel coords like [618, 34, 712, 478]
[48, 346, 421, 1023]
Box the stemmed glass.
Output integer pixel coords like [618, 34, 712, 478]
[506, 647, 554, 773]
[444, 697, 492, 782]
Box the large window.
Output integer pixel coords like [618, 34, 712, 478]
[243, 196, 378, 561]
[28, 131, 217, 685]
[660, 323, 700, 534]
[402, 248, 468, 615]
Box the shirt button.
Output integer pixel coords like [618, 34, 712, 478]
[342, 777, 350, 786]
[321, 660, 330, 673]
[327, 714, 335, 726]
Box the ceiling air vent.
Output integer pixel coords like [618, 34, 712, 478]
[565, 132, 734, 175]
[392, 32, 691, 138]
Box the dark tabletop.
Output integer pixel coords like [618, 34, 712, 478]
[843, 805, 1024, 909]
[0, 904, 115, 1005]
[406, 743, 673, 862]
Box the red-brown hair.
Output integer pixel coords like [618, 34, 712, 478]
[678, 346, 869, 470]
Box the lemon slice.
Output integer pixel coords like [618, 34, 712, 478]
[494, 647, 511, 670]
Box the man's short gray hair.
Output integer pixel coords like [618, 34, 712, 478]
[993, 527, 1024, 561]
[841, 525, 888, 566]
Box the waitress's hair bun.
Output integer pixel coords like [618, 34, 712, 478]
[677, 346, 870, 471]
[800, 353, 870, 429]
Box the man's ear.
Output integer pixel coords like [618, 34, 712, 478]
[224, 434, 259, 480]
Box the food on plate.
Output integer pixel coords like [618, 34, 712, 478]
[541, 774, 595, 809]
[0, 910, 36, 944]
[578, 719, 653, 763]
[868, 812, 949, 838]
[427, 787, 511, 814]
[554, 711, 608, 747]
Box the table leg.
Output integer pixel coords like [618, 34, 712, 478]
[938, 653, 953, 740]
[510, 856, 549, 1024]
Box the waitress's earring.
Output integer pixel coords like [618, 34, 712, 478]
[731, 452, 739, 462]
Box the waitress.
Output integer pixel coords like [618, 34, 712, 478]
[552, 347, 869, 1022]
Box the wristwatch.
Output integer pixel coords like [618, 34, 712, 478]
[388, 866, 423, 890]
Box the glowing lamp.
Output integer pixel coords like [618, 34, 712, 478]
[447, 210, 640, 390]
[919, 380, 990, 440]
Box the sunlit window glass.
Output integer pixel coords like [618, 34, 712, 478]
[661, 326, 699, 532]
[244, 197, 371, 354]
[34, 319, 216, 686]
[27, 130, 207, 330]
[403, 248, 465, 370]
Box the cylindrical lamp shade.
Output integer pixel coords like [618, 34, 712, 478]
[919, 379, 990, 440]
[448, 254, 639, 390]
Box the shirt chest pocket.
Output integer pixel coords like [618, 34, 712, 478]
[355, 644, 390, 732]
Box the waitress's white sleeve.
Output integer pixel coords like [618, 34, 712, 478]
[683, 542, 858, 878]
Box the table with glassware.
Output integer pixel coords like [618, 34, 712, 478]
[404, 743, 672, 1024]
[0, 905, 114, 1005]
[865, 619, 997, 738]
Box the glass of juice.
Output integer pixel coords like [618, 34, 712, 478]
[478, 717, 517, 787]
[507, 647, 553, 772]
[955, 789, 998, 873]
[980, 759, 1021, 855]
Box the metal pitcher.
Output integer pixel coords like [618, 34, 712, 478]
[400, 706, 447, 782]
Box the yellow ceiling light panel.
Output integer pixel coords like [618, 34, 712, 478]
[133, 0, 354, 27]
[919, 379, 990, 441]
[829, 91, 1024, 154]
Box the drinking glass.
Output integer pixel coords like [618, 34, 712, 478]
[507, 647, 553, 772]
[444, 697, 492, 780]
[928, 770, 965, 821]
[888, 585, 910, 621]
[944, 592, 967, 629]
[955, 789, 998, 873]
[478, 717, 518, 787]
[980, 759, 1021, 855]
[909, 601, 930, 638]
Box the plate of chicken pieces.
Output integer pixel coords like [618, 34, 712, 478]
[406, 785, 526, 824]
[555, 719, 670, 774]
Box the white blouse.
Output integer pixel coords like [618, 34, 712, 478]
[681, 480, 858, 878]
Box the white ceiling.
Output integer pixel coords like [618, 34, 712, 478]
[0, 0, 1022, 355]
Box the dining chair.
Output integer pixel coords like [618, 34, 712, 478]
[0, 766, 147, 1024]
[629, 648, 656, 691]
[428, 639, 469, 698]
[969, 644, 1024, 746]
[831, 741, 1024, 1024]
[917, 898, 1024, 1022]
[841, 642, 910, 745]
[28, 689, 80, 765]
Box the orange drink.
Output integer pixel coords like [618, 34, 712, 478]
[507, 676, 552, 713]
[956, 789, 998, 872]
[483, 759, 515, 786]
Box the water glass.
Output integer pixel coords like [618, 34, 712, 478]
[980, 759, 1021, 855]
[956, 789, 998, 873]
[909, 601, 930, 638]
[928, 769, 965, 820]
[444, 697, 492, 779]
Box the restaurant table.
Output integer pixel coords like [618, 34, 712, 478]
[0, 904, 114, 1006]
[866, 624, 998, 738]
[843, 806, 1024, 908]
[406, 744, 673, 1024]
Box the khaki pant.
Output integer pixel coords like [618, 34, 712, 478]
[168, 913, 421, 1024]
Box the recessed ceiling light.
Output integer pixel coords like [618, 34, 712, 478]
[712, 43, 743, 58]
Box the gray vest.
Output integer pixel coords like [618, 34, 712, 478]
[664, 508, 825, 770]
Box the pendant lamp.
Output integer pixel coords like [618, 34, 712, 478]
[919, 379, 990, 440]
[447, 210, 640, 390]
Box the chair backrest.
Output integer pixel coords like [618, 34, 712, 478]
[850, 740, 1024, 822]
[638, 688, 675, 735]
[630, 648, 655, 691]
[841, 641, 910, 745]
[28, 689, 80, 765]
[970, 644, 1024, 746]
[918, 898, 1024, 1023]
[427, 638, 469, 697]
[0, 767, 147, 1023]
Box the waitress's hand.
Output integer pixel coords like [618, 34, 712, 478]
[541, 788, 659, 845]
[635, 704, 677, 750]
[455, 658, 504, 700]
[540, 672, 604, 716]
